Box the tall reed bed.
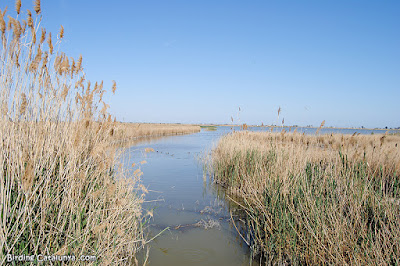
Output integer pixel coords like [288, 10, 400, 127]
[212, 131, 400, 264]
[112, 123, 200, 144]
[1, 1, 146, 264]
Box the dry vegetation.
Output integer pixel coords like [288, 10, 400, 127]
[212, 131, 400, 265]
[1, 1, 147, 264]
[112, 123, 200, 144]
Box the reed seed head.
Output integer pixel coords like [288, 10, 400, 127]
[14, 51, 20, 67]
[27, 9, 33, 28]
[19, 92, 27, 115]
[16, 0, 21, 15]
[60, 56, 70, 74]
[70, 58, 75, 76]
[76, 54, 82, 73]
[47, 32, 53, 54]
[31, 27, 36, 43]
[61, 84, 69, 101]
[8, 16, 22, 40]
[112, 80, 117, 94]
[59, 25, 64, 39]
[0, 12, 5, 35]
[40, 28, 45, 43]
[34, 0, 41, 15]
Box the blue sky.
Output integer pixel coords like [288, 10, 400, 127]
[7, 0, 400, 128]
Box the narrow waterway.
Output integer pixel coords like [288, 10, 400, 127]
[121, 126, 397, 265]
[121, 127, 256, 265]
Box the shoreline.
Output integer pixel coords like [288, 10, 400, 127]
[201, 124, 400, 131]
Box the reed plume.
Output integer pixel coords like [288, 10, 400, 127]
[27, 9, 33, 28]
[0, 10, 6, 36]
[40, 27, 45, 43]
[34, 0, 40, 14]
[47, 32, 53, 54]
[316, 119, 326, 134]
[112, 80, 117, 94]
[59, 24, 64, 39]
[15, 0, 21, 15]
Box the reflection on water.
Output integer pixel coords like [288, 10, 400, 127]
[121, 126, 396, 265]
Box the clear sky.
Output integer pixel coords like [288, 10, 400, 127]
[5, 0, 400, 128]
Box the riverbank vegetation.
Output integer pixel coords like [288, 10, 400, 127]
[113, 123, 200, 144]
[200, 125, 217, 131]
[212, 131, 400, 264]
[1, 1, 146, 264]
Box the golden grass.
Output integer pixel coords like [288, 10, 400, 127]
[1, 1, 146, 264]
[212, 131, 400, 264]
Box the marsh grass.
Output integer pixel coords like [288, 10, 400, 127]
[212, 131, 400, 264]
[1, 1, 146, 264]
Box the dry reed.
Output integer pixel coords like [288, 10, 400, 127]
[1, 1, 146, 264]
[111, 123, 200, 145]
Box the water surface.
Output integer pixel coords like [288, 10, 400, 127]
[123, 127, 254, 265]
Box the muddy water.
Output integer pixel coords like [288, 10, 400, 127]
[121, 127, 256, 265]
[122, 126, 394, 265]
